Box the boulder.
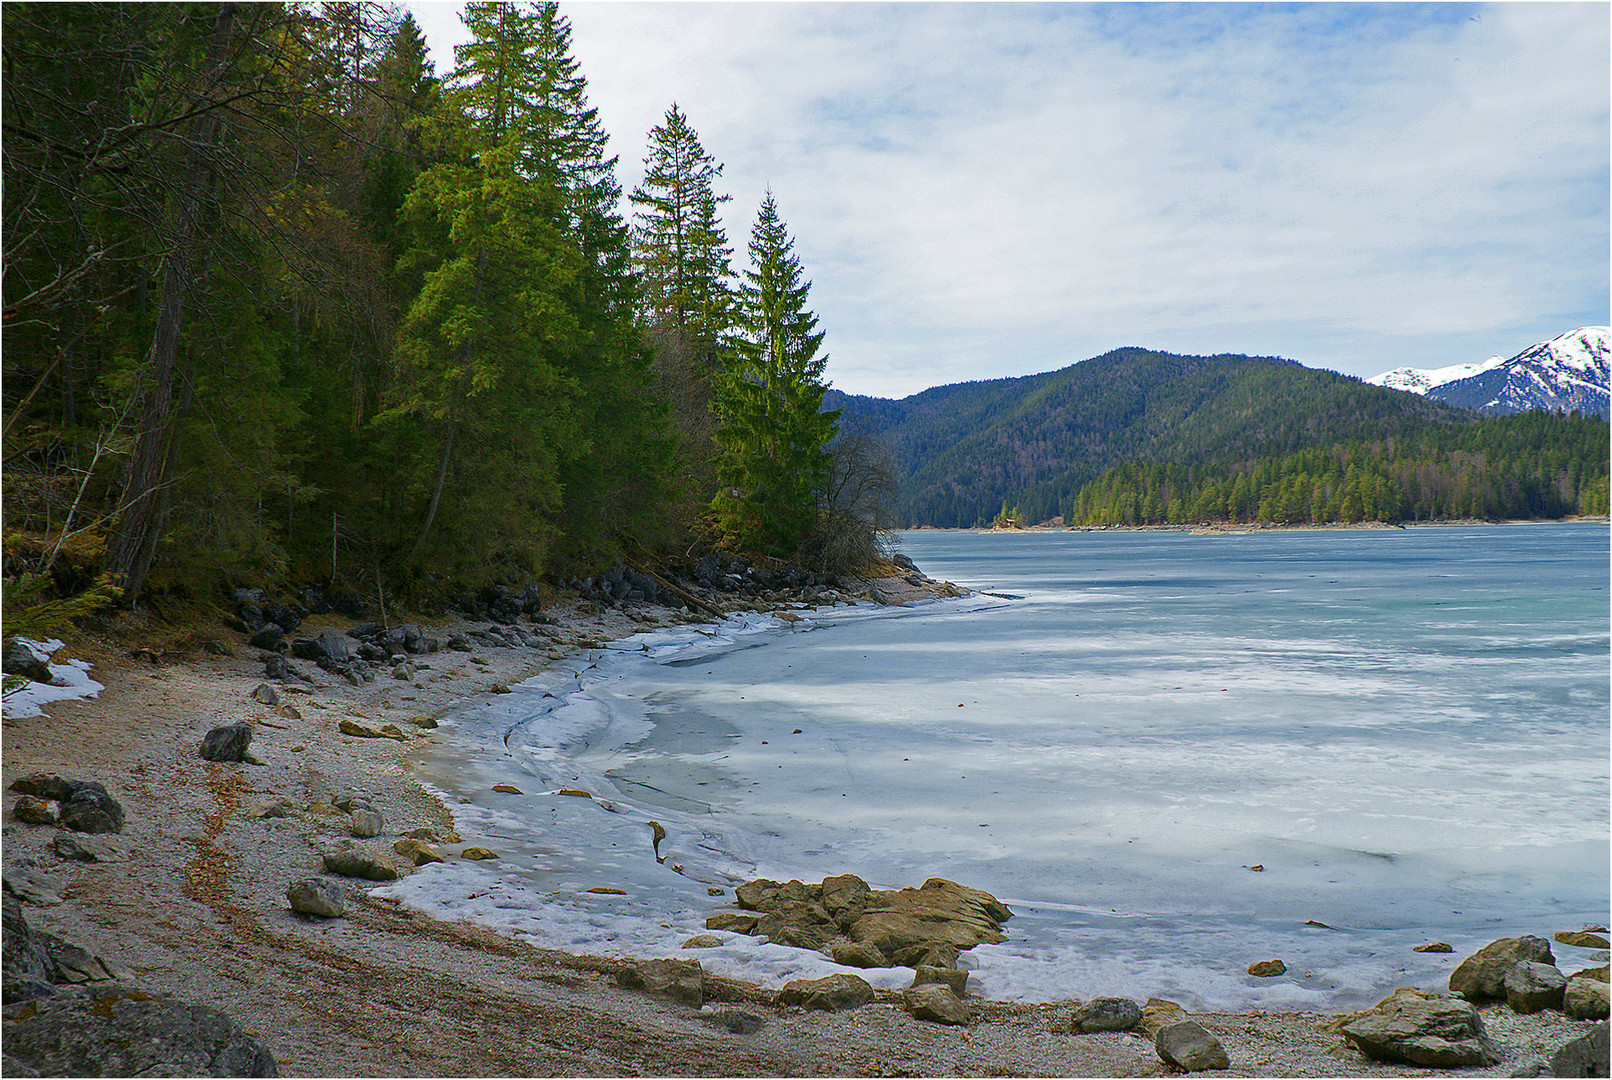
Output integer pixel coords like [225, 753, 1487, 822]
[59, 784, 125, 835]
[1155, 1020, 1230, 1071]
[250, 684, 280, 706]
[287, 878, 345, 918]
[349, 808, 384, 838]
[700, 1007, 766, 1035]
[1506, 961, 1568, 1014]
[10, 775, 125, 833]
[338, 719, 405, 741]
[903, 983, 969, 1025]
[3, 896, 121, 1003]
[321, 840, 399, 881]
[460, 846, 498, 860]
[392, 838, 444, 866]
[1566, 978, 1612, 1021]
[247, 797, 296, 819]
[3, 639, 55, 683]
[1549, 1022, 1609, 1077]
[706, 911, 759, 934]
[682, 934, 724, 949]
[1069, 996, 1143, 1033]
[1339, 986, 1500, 1067]
[12, 795, 60, 826]
[845, 878, 1009, 961]
[912, 965, 968, 995]
[52, 833, 125, 862]
[3, 868, 64, 908]
[723, 874, 1009, 969]
[261, 602, 303, 633]
[200, 722, 253, 763]
[615, 958, 703, 1008]
[777, 973, 874, 1012]
[1559, 931, 1612, 950]
[1450, 936, 1556, 1001]
[1247, 959, 1286, 977]
[1142, 997, 1188, 1037]
[2, 984, 279, 1076]
[248, 625, 286, 652]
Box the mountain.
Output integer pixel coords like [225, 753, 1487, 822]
[829, 347, 1477, 527]
[1367, 327, 1610, 418]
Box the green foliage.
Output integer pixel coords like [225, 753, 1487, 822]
[631, 103, 735, 354]
[1, 568, 122, 643]
[711, 194, 841, 555]
[1065, 412, 1610, 526]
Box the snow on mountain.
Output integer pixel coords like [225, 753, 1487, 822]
[1368, 326, 1610, 418]
[1367, 355, 1506, 394]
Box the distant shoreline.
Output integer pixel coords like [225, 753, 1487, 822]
[905, 516, 1611, 535]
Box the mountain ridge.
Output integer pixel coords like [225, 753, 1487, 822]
[829, 346, 1472, 527]
[1367, 327, 1610, 418]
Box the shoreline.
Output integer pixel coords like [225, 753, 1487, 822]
[909, 516, 1611, 534]
[3, 570, 1605, 1076]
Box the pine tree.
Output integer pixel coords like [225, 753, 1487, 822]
[630, 103, 735, 521]
[711, 192, 840, 554]
[631, 104, 735, 351]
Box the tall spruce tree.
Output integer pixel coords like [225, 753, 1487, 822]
[712, 192, 840, 554]
[631, 104, 734, 351]
[630, 103, 735, 522]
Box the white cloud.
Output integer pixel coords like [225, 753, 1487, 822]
[409, 2, 1609, 398]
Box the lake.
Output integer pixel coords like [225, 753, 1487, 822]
[379, 523, 1610, 1010]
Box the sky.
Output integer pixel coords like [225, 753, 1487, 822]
[406, 2, 1611, 400]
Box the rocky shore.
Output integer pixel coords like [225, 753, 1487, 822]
[3, 560, 1607, 1077]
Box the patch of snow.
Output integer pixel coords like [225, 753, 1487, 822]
[1367, 355, 1504, 395]
[1, 638, 104, 719]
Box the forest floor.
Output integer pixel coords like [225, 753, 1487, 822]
[1, 571, 1601, 1077]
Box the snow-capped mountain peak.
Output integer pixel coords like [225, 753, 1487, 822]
[1368, 326, 1610, 418]
[1368, 355, 1505, 395]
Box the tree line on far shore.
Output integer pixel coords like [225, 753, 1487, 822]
[1058, 411, 1610, 528]
[3, 1, 889, 617]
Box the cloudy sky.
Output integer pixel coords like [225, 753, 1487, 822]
[407, 2, 1610, 399]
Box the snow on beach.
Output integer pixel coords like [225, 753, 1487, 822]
[1, 637, 105, 719]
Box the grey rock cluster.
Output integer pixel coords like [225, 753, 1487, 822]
[9, 774, 124, 834]
[1450, 935, 1609, 1021]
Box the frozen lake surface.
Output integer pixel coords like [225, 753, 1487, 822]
[379, 524, 1610, 1010]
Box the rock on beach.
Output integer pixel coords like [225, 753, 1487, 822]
[1337, 987, 1500, 1068]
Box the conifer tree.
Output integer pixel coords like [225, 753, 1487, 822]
[630, 103, 735, 520]
[712, 192, 840, 554]
[631, 104, 735, 352]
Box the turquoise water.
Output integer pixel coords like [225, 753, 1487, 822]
[382, 523, 1610, 1010]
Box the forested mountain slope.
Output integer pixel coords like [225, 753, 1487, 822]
[829, 348, 1484, 527]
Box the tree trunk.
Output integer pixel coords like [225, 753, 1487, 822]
[104, 5, 237, 604]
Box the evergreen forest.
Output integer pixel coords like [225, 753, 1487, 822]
[3, 2, 860, 619]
